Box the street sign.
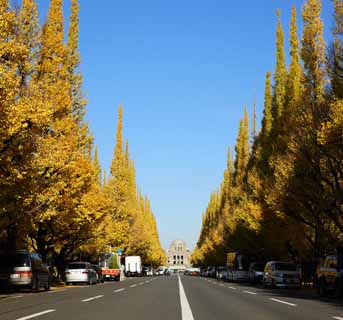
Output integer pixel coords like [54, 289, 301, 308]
[117, 248, 123, 255]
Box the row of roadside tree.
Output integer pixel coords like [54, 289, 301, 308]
[192, 0, 343, 267]
[0, 0, 165, 275]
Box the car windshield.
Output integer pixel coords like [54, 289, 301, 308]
[274, 263, 297, 271]
[0, 253, 30, 269]
[67, 263, 87, 269]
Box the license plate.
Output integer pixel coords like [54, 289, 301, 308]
[10, 274, 20, 279]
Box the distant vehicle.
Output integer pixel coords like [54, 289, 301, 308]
[316, 255, 343, 297]
[248, 262, 265, 283]
[65, 262, 97, 285]
[0, 250, 50, 292]
[227, 252, 250, 282]
[99, 253, 120, 281]
[216, 266, 228, 280]
[187, 268, 200, 276]
[263, 261, 301, 289]
[207, 266, 216, 278]
[125, 256, 142, 277]
[156, 266, 167, 275]
[92, 264, 104, 283]
[142, 266, 153, 276]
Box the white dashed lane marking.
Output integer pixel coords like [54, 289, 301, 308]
[114, 288, 125, 293]
[15, 309, 56, 320]
[81, 295, 104, 302]
[269, 298, 297, 307]
[130, 284, 137, 288]
[243, 290, 257, 295]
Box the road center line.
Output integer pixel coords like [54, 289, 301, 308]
[269, 298, 297, 306]
[130, 284, 137, 288]
[81, 295, 104, 302]
[178, 276, 194, 320]
[229, 286, 237, 290]
[114, 288, 125, 293]
[15, 309, 56, 320]
[243, 290, 257, 295]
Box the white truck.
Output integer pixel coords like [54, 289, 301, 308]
[125, 256, 142, 277]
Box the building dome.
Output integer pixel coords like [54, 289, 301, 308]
[166, 240, 191, 269]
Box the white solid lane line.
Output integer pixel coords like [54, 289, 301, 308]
[243, 290, 257, 295]
[269, 298, 297, 307]
[15, 309, 56, 320]
[114, 288, 125, 293]
[81, 295, 104, 302]
[130, 284, 137, 288]
[178, 276, 194, 320]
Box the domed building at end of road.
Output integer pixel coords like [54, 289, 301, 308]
[166, 240, 191, 270]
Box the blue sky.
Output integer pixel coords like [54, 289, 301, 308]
[35, 0, 334, 251]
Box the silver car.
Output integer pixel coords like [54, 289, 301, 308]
[65, 262, 97, 285]
[263, 261, 301, 288]
[0, 250, 50, 292]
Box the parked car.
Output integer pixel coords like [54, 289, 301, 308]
[65, 262, 97, 285]
[248, 262, 265, 283]
[0, 250, 50, 292]
[216, 266, 228, 281]
[207, 266, 216, 278]
[263, 261, 301, 288]
[92, 264, 104, 283]
[316, 255, 343, 297]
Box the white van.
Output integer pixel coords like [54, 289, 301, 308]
[263, 261, 301, 288]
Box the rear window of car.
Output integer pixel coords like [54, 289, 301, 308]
[0, 253, 30, 268]
[274, 263, 296, 271]
[67, 263, 87, 269]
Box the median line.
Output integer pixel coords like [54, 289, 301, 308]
[243, 290, 257, 295]
[178, 276, 194, 320]
[269, 298, 297, 306]
[15, 309, 56, 320]
[114, 288, 125, 293]
[81, 295, 104, 302]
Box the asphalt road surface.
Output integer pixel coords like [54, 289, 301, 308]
[0, 276, 342, 320]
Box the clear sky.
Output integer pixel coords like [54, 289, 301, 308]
[35, 0, 333, 251]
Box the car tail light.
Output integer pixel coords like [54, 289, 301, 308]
[64, 271, 70, 275]
[19, 271, 32, 278]
[82, 271, 88, 274]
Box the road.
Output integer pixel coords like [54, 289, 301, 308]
[0, 276, 342, 320]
